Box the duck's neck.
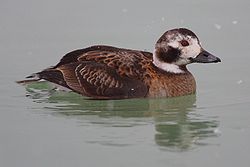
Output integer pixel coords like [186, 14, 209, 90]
[153, 52, 185, 74]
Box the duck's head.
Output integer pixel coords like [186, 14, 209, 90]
[153, 28, 221, 73]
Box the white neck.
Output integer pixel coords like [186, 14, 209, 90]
[153, 52, 184, 74]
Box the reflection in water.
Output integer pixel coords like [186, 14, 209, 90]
[155, 113, 218, 150]
[24, 81, 219, 150]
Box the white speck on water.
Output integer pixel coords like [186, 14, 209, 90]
[161, 17, 165, 22]
[214, 128, 221, 135]
[232, 20, 238, 24]
[237, 80, 243, 84]
[122, 8, 128, 13]
[144, 25, 153, 32]
[214, 23, 222, 30]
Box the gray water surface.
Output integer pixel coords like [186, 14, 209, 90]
[1, 0, 250, 167]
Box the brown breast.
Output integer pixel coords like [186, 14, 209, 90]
[143, 65, 196, 98]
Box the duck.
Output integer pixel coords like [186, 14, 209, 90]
[18, 28, 221, 99]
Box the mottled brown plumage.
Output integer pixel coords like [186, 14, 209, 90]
[18, 28, 221, 99]
[31, 45, 195, 99]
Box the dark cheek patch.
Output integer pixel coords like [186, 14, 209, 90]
[156, 46, 181, 63]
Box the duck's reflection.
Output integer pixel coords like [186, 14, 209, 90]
[25, 81, 218, 150]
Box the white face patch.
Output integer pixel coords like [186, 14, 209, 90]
[167, 34, 182, 48]
[180, 37, 201, 58]
[167, 35, 202, 66]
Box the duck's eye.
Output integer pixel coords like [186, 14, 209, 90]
[180, 40, 189, 47]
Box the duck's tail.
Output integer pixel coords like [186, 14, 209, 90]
[16, 69, 69, 89]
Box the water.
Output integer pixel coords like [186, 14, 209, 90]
[1, 0, 250, 167]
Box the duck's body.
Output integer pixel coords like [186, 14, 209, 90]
[19, 28, 220, 99]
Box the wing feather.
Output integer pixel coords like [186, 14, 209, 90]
[55, 45, 152, 79]
[40, 45, 154, 99]
[58, 61, 148, 99]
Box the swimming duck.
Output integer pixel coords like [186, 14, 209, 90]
[18, 28, 221, 99]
